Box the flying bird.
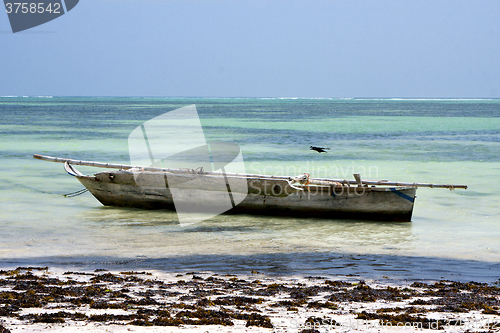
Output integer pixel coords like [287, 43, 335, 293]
[310, 146, 330, 153]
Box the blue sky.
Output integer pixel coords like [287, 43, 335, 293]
[1, 0, 499, 98]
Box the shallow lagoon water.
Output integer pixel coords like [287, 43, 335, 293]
[0, 97, 499, 282]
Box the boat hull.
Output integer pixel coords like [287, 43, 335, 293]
[75, 170, 416, 222]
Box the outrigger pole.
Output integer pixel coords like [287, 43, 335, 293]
[33, 154, 467, 190]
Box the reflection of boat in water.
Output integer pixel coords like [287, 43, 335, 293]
[33, 154, 467, 222]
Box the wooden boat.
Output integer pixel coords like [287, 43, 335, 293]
[33, 154, 467, 222]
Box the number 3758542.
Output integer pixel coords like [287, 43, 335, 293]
[5, 2, 62, 14]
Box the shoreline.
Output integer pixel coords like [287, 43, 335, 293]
[1, 267, 499, 332]
[2, 251, 500, 284]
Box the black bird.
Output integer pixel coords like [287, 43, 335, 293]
[310, 146, 330, 153]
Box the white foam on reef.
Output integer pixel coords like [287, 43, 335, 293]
[0, 95, 53, 98]
[354, 97, 495, 101]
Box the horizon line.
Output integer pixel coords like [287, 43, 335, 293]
[1, 96, 499, 100]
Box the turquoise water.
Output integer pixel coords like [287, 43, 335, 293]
[0, 97, 499, 281]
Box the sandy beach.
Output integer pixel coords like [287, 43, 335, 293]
[1, 267, 499, 332]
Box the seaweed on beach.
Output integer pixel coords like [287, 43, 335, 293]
[329, 282, 415, 302]
[151, 316, 185, 326]
[249, 283, 289, 296]
[305, 316, 326, 325]
[2, 267, 500, 331]
[20, 311, 87, 324]
[300, 316, 336, 333]
[307, 301, 338, 309]
[324, 280, 352, 289]
[169, 302, 197, 310]
[179, 288, 218, 300]
[81, 285, 107, 297]
[175, 307, 234, 326]
[422, 280, 500, 297]
[0, 323, 11, 333]
[409, 298, 433, 305]
[0, 290, 44, 308]
[120, 271, 152, 276]
[244, 312, 273, 328]
[68, 296, 94, 306]
[128, 319, 153, 326]
[376, 306, 426, 314]
[290, 286, 325, 299]
[90, 273, 124, 283]
[63, 271, 94, 276]
[90, 300, 127, 309]
[417, 280, 500, 314]
[1, 267, 47, 275]
[277, 299, 306, 307]
[125, 296, 158, 306]
[0, 306, 19, 317]
[213, 296, 264, 307]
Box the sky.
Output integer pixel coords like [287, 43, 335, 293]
[1, 0, 499, 98]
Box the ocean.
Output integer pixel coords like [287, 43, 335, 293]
[0, 97, 499, 283]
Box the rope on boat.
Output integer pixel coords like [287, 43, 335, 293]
[291, 173, 310, 185]
[181, 166, 204, 174]
[63, 188, 88, 197]
[286, 179, 305, 191]
[288, 173, 316, 191]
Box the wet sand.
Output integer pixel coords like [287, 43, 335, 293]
[1, 267, 500, 332]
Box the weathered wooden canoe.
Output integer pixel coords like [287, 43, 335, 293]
[34, 154, 467, 222]
[75, 169, 418, 221]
